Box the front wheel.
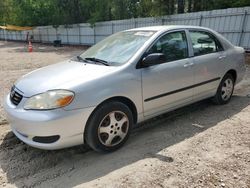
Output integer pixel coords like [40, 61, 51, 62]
[85, 101, 133, 152]
[212, 73, 235, 105]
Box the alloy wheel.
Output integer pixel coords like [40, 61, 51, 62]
[221, 78, 234, 101]
[98, 111, 129, 147]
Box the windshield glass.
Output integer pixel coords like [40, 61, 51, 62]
[79, 30, 155, 65]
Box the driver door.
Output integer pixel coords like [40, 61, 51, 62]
[141, 30, 194, 117]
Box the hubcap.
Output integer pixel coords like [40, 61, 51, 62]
[221, 78, 234, 101]
[98, 111, 129, 147]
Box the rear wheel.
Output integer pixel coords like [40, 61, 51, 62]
[85, 101, 133, 152]
[213, 73, 235, 105]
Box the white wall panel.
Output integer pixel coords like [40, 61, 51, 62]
[0, 7, 249, 49]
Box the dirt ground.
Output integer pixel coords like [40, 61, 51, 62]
[0, 41, 249, 188]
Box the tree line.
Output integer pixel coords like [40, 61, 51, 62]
[0, 0, 250, 27]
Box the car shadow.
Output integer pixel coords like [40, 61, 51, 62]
[0, 95, 249, 187]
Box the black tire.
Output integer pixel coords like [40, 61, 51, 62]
[212, 73, 235, 105]
[85, 101, 133, 152]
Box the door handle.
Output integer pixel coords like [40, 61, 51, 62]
[184, 62, 194, 67]
[218, 55, 226, 60]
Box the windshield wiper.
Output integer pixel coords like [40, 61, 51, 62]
[85, 57, 110, 66]
[76, 56, 88, 63]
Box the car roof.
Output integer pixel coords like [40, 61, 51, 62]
[127, 25, 234, 49]
[127, 25, 210, 32]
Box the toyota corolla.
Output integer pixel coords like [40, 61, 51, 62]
[3, 25, 246, 152]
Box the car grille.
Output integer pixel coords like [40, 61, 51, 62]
[10, 87, 23, 105]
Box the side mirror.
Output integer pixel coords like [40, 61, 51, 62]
[141, 53, 166, 67]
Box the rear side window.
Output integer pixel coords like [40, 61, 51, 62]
[189, 31, 223, 56]
[147, 31, 188, 62]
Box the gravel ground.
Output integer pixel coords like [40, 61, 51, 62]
[0, 41, 249, 188]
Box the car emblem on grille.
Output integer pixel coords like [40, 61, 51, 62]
[9, 86, 23, 106]
[10, 88, 15, 98]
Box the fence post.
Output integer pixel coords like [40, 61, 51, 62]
[79, 24, 81, 44]
[161, 18, 164, 25]
[47, 27, 49, 43]
[199, 15, 203, 26]
[111, 22, 114, 34]
[31, 29, 34, 42]
[134, 19, 137, 28]
[93, 25, 96, 44]
[238, 10, 248, 47]
[66, 27, 69, 44]
[3, 29, 6, 41]
[37, 28, 39, 42]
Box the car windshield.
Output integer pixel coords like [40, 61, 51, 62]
[79, 30, 155, 66]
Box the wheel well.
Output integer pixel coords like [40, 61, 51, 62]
[226, 69, 237, 82]
[89, 96, 138, 124]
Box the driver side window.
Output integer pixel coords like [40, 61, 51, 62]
[147, 31, 188, 62]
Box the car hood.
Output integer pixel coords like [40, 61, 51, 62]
[15, 60, 116, 97]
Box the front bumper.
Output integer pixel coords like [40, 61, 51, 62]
[3, 94, 95, 150]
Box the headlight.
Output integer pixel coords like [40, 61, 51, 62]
[24, 90, 74, 110]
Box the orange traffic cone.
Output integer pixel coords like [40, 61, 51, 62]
[28, 41, 33, 52]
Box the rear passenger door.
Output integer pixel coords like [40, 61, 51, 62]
[188, 30, 226, 99]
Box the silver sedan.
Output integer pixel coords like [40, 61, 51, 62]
[3, 25, 246, 152]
